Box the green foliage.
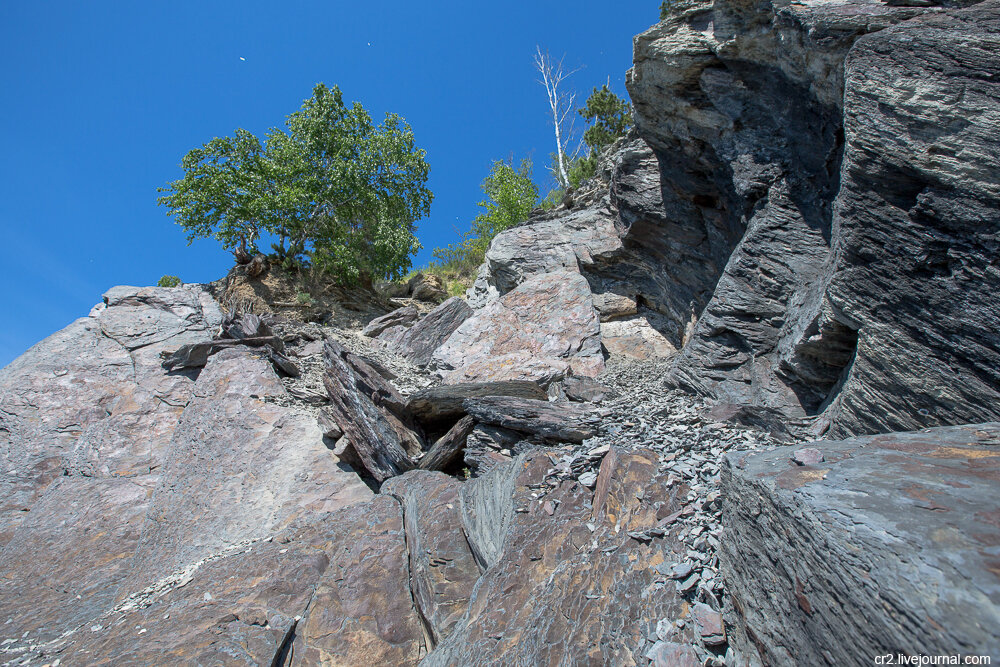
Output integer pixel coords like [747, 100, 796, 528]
[579, 85, 632, 156]
[295, 291, 313, 305]
[158, 83, 433, 284]
[432, 157, 538, 269]
[157, 275, 182, 288]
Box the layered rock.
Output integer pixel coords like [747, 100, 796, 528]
[627, 0, 1000, 436]
[433, 271, 604, 385]
[721, 423, 1000, 665]
[381, 296, 472, 367]
[424, 448, 696, 666]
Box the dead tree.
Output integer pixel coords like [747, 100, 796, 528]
[534, 46, 581, 188]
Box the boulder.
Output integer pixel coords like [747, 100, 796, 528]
[408, 272, 447, 302]
[721, 423, 1000, 665]
[381, 471, 481, 645]
[462, 396, 605, 444]
[405, 380, 547, 425]
[362, 305, 419, 337]
[383, 296, 472, 367]
[463, 424, 521, 476]
[433, 271, 604, 385]
[601, 315, 677, 360]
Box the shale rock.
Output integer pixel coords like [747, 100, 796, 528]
[434, 271, 604, 385]
[630, 0, 1000, 436]
[362, 305, 419, 337]
[418, 415, 476, 472]
[381, 471, 481, 645]
[424, 449, 694, 666]
[408, 272, 447, 302]
[722, 423, 1000, 665]
[405, 380, 547, 425]
[322, 339, 420, 480]
[463, 396, 605, 444]
[382, 296, 472, 367]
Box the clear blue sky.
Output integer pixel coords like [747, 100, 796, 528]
[0, 1, 657, 367]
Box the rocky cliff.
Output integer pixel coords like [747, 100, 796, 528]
[2, 1, 1000, 665]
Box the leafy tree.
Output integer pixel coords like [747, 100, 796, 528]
[158, 83, 432, 283]
[432, 157, 538, 267]
[579, 85, 632, 156]
[157, 275, 182, 287]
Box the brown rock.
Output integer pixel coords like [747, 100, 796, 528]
[601, 316, 676, 360]
[362, 305, 419, 337]
[463, 396, 605, 444]
[432, 271, 604, 385]
[646, 641, 702, 667]
[424, 450, 692, 665]
[409, 272, 447, 302]
[381, 471, 481, 645]
[691, 602, 726, 646]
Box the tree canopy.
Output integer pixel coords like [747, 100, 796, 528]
[579, 85, 632, 156]
[158, 83, 432, 283]
[432, 158, 538, 268]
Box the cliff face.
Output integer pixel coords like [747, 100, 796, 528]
[2, 2, 1000, 665]
[627, 0, 1000, 438]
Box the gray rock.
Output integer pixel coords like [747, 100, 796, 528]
[628, 0, 1000, 437]
[362, 305, 419, 337]
[463, 424, 520, 475]
[722, 423, 1000, 665]
[380, 471, 481, 645]
[383, 296, 472, 367]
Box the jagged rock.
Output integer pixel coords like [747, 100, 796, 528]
[382, 296, 472, 367]
[405, 380, 547, 425]
[466, 208, 623, 309]
[408, 272, 447, 302]
[721, 423, 1000, 665]
[418, 415, 475, 471]
[381, 471, 481, 645]
[434, 271, 604, 385]
[322, 340, 419, 481]
[362, 305, 419, 337]
[424, 449, 694, 665]
[629, 0, 1000, 436]
[463, 424, 520, 475]
[317, 409, 343, 440]
[601, 315, 677, 360]
[462, 396, 604, 444]
[592, 291, 638, 321]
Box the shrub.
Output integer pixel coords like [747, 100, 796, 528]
[579, 85, 632, 157]
[157, 275, 182, 288]
[295, 291, 314, 306]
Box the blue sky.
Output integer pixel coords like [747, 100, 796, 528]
[0, 2, 657, 367]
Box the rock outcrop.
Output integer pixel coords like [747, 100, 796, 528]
[722, 423, 1000, 664]
[627, 0, 1000, 437]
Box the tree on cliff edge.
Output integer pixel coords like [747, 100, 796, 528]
[158, 84, 433, 283]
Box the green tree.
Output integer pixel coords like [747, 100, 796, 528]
[158, 83, 432, 283]
[157, 275, 182, 287]
[579, 85, 632, 156]
[433, 157, 538, 267]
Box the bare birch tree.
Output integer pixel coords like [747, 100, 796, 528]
[534, 46, 581, 188]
